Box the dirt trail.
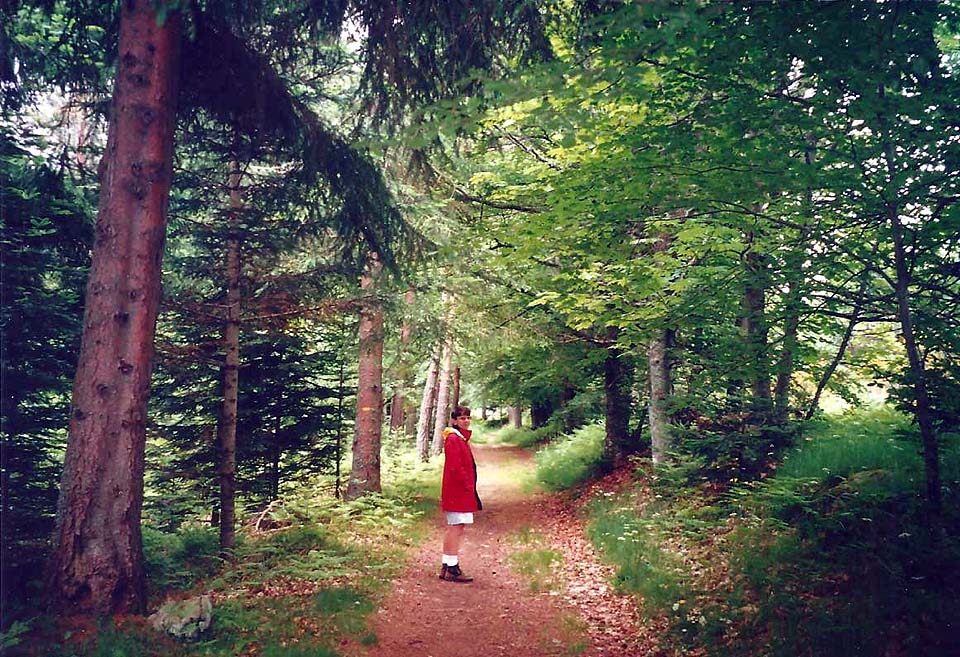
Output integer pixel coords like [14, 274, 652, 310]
[353, 443, 651, 657]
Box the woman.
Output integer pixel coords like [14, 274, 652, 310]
[439, 405, 481, 583]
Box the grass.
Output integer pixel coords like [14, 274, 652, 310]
[20, 442, 443, 657]
[534, 423, 605, 491]
[576, 406, 960, 657]
[585, 497, 688, 613]
[508, 527, 564, 593]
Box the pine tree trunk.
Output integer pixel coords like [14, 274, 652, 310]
[218, 161, 242, 554]
[44, 1, 181, 616]
[345, 257, 384, 500]
[389, 289, 415, 433]
[415, 353, 440, 462]
[270, 411, 281, 500]
[649, 331, 672, 465]
[431, 336, 454, 456]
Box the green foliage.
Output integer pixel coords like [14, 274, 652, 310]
[720, 408, 960, 657]
[0, 129, 92, 620]
[586, 497, 688, 613]
[534, 423, 605, 491]
[142, 526, 221, 592]
[582, 407, 960, 656]
[0, 620, 32, 651]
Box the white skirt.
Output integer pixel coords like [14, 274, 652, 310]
[445, 512, 474, 525]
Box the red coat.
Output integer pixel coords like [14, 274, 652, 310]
[440, 427, 482, 512]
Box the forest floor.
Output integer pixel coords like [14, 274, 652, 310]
[344, 443, 663, 657]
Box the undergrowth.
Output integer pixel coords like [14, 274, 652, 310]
[534, 423, 605, 491]
[19, 446, 442, 657]
[554, 406, 960, 657]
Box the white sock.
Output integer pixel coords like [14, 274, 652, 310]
[442, 554, 459, 566]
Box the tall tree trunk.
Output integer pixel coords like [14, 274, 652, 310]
[270, 411, 281, 500]
[346, 257, 384, 500]
[431, 334, 454, 456]
[451, 365, 461, 410]
[603, 327, 634, 469]
[403, 399, 418, 437]
[531, 398, 554, 429]
[742, 231, 772, 416]
[389, 289, 414, 433]
[881, 113, 940, 510]
[335, 358, 346, 499]
[415, 352, 440, 462]
[774, 142, 816, 422]
[217, 161, 242, 554]
[508, 406, 523, 428]
[890, 208, 940, 512]
[648, 330, 672, 465]
[559, 383, 578, 432]
[44, 1, 181, 616]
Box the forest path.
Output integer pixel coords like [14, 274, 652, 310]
[349, 443, 653, 657]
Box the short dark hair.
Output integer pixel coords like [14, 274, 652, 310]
[451, 405, 471, 420]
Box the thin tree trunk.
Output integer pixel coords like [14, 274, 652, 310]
[559, 384, 577, 432]
[415, 352, 440, 462]
[389, 289, 415, 433]
[431, 335, 454, 456]
[335, 358, 346, 499]
[648, 330, 672, 465]
[603, 327, 634, 469]
[346, 257, 384, 500]
[508, 406, 523, 428]
[803, 252, 875, 421]
[775, 143, 816, 422]
[218, 160, 242, 554]
[742, 231, 772, 415]
[270, 411, 281, 500]
[451, 366, 461, 410]
[44, 1, 181, 616]
[881, 116, 940, 511]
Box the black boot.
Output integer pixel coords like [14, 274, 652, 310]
[439, 564, 448, 580]
[442, 563, 473, 583]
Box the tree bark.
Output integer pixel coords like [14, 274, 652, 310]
[603, 327, 634, 469]
[531, 398, 554, 429]
[508, 406, 523, 428]
[431, 335, 454, 456]
[648, 331, 672, 465]
[346, 257, 384, 500]
[742, 231, 772, 415]
[388, 289, 415, 434]
[217, 161, 242, 554]
[890, 207, 941, 512]
[774, 142, 816, 422]
[44, 1, 181, 616]
[451, 365, 461, 410]
[415, 352, 440, 462]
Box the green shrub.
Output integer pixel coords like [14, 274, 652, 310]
[721, 406, 960, 657]
[586, 498, 687, 613]
[497, 426, 539, 447]
[142, 525, 220, 591]
[535, 423, 605, 491]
